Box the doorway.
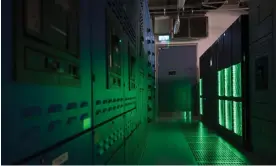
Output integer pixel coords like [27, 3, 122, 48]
[157, 45, 197, 120]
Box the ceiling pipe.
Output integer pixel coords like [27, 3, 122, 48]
[177, 0, 186, 9]
[151, 7, 249, 14]
[174, 0, 186, 34]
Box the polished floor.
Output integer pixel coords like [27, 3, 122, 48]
[139, 119, 249, 165]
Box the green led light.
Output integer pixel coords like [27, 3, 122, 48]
[199, 78, 203, 115]
[200, 97, 203, 115]
[232, 63, 242, 97]
[233, 101, 237, 133]
[218, 72, 221, 96]
[218, 70, 225, 96]
[83, 118, 91, 130]
[225, 100, 233, 131]
[224, 67, 232, 97]
[233, 101, 242, 136]
[199, 79, 203, 96]
[218, 100, 225, 126]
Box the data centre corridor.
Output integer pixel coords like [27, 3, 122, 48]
[1, 0, 276, 165]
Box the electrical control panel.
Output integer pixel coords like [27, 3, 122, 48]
[14, 0, 80, 86]
[21, 132, 93, 165]
[3, 0, 155, 164]
[93, 115, 125, 164]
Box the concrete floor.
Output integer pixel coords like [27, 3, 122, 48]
[139, 119, 249, 165]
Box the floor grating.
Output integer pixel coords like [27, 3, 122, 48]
[197, 162, 247, 165]
[184, 127, 248, 165]
[185, 136, 221, 143]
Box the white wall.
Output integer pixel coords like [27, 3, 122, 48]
[196, 11, 242, 63]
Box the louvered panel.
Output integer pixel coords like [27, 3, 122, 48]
[107, 0, 136, 45]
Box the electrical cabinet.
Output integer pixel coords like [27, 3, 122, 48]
[93, 115, 125, 164]
[4, 0, 154, 164]
[199, 15, 249, 148]
[90, 0, 154, 165]
[22, 132, 93, 165]
[14, 0, 80, 86]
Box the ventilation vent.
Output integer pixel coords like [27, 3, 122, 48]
[107, 0, 136, 45]
[174, 16, 208, 39]
[140, 0, 144, 33]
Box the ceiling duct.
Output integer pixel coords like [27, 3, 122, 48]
[173, 16, 208, 39]
[177, 0, 186, 9]
[174, 0, 186, 34]
[153, 16, 174, 35]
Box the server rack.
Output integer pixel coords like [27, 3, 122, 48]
[200, 15, 250, 148]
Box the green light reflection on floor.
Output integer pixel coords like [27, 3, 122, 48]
[184, 122, 248, 165]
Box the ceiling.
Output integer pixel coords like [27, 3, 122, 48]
[150, 0, 249, 71]
[148, 0, 247, 17]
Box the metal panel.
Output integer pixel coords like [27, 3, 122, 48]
[190, 16, 208, 38]
[2, 0, 153, 165]
[158, 46, 197, 115]
[14, 0, 81, 86]
[231, 19, 242, 65]
[22, 132, 93, 165]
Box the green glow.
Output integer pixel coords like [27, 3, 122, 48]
[184, 111, 187, 119]
[233, 101, 242, 136]
[218, 70, 225, 96]
[218, 100, 225, 126]
[83, 118, 91, 130]
[199, 79, 203, 96]
[232, 63, 242, 97]
[224, 67, 232, 97]
[225, 100, 233, 130]
[200, 98, 203, 115]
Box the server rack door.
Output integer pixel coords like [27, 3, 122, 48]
[202, 47, 218, 128]
[240, 15, 251, 150]
[200, 52, 210, 121]
[92, 8, 128, 126]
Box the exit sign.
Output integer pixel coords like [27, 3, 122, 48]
[158, 35, 170, 41]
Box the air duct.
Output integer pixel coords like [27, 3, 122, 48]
[174, 0, 186, 34]
[173, 15, 180, 34]
[177, 0, 186, 9]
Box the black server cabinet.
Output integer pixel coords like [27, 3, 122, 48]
[200, 15, 250, 149]
[199, 42, 218, 129]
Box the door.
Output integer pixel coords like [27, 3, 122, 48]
[158, 46, 197, 118]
